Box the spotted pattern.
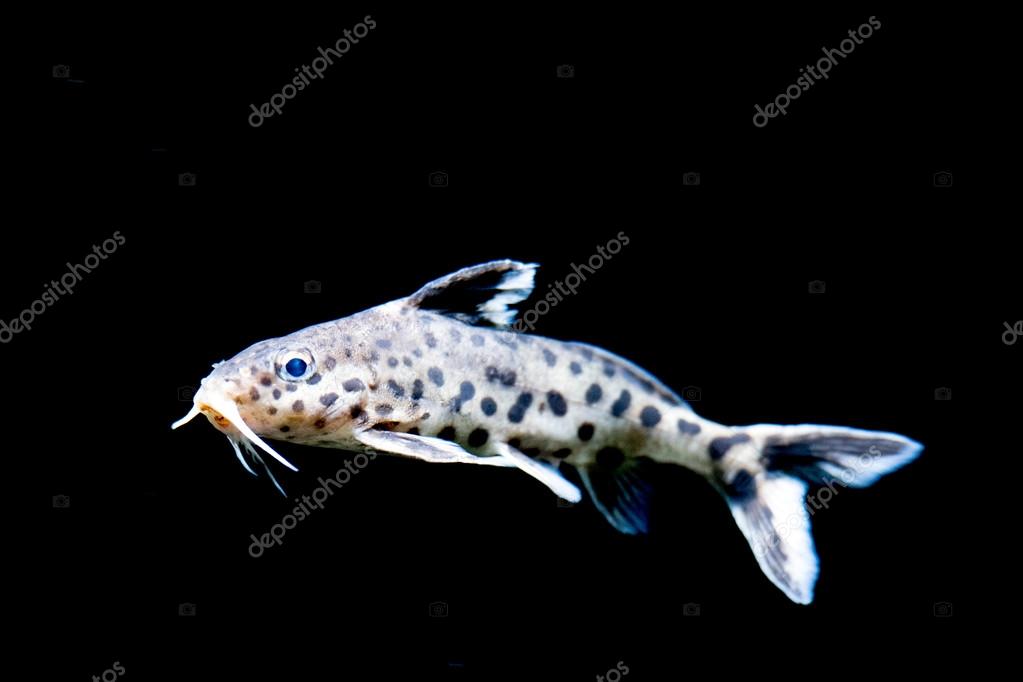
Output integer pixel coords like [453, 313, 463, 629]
[376, 339, 392, 349]
[425, 333, 438, 348]
[320, 392, 339, 407]
[438, 425, 456, 441]
[376, 404, 393, 415]
[387, 380, 405, 398]
[471, 334, 484, 347]
[542, 349, 557, 367]
[508, 392, 533, 423]
[677, 419, 701, 435]
[267, 406, 277, 415]
[292, 400, 305, 413]
[480, 397, 497, 416]
[485, 366, 516, 387]
[324, 356, 337, 371]
[546, 391, 568, 416]
[343, 378, 365, 392]
[249, 387, 260, 401]
[403, 356, 413, 367]
[388, 357, 399, 368]
[552, 448, 571, 459]
[639, 406, 661, 427]
[725, 469, 756, 499]
[709, 433, 752, 461]
[428, 367, 445, 387]
[569, 361, 582, 375]
[585, 384, 603, 405]
[610, 390, 631, 417]
[468, 428, 488, 447]
[307, 373, 322, 385]
[577, 423, 595, 441]
[272, 389, 281, 400]
[260, 376, 272, 387]
[452, 381, 475, 413]
[411, 379, 424, 400]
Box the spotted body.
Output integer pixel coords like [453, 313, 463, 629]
[174, 260, 922, 604]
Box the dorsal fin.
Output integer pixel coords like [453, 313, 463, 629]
[405, 260, 538, 328]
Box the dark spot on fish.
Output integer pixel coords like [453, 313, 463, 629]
[314, 418, 326, 428]
[508, 438, 522, 449]
[280, 425, 290, 432]
[639, 406, 661, 427]
[413, 349, 423, 358]
[249, 387, 260, 401]
[611, 390, 631, 417]
[450, 329, 461, 342]
[459, 381, 475, 400]
[481, 397, 497, 416]
[425, 333, 438, 348]
[428, 367, 445, 386]
[376, 404, 393, 415]
[320, 392, 339, 407]
[343, 378, 365, 392]
[250, 366, 260, 375]
[272, 389, 281, 400]
[660, 391, 682, 406]
[412, 379, 424, 400]
[324, 356, 337, 371]
[596, 447, 625, 470]
[495, 336, 518, 350]
[543, 349, 557, 367]
[344, 349, 353, 359]
[387, 380, 405, 398]
[725, 469, 756, 499]
[369, 351, 379, 362]
[709, 433, 752, 461]
[569, 361, 582, 375]
[350, 406, 364, 420]
[388, 357, 399, 368]
[603, 363, 616, 378]
[577, 423, 595, 441]
[376, 339, 392, 349]
[407, 427, 420, 435]
[677, 419, 701, 435]
[546, 391, 568, 416]
[260, 376, 272, 387]
[286, 383, 298, 392]
[508, 392, 533, 423]
[552, 448, 571, 459]
[579, 348, 594, 361]
[267, 406, 277, 415]
[292, 400, 304, 413]
[438, 426, 457, 441]
[522, 447, 541, 457]
[307, 373, 322, 385]
[585, 384, 603, 405]
[468, 428, 488, 447]
[403, 356, 413, 367]
[471, 334, 484, 347]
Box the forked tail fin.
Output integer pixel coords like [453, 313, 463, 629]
[717, 424, 922, 603]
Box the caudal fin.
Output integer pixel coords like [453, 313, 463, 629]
[717, 424, 922, 604]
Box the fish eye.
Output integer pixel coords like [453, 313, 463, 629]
[276, 348, 315, 382]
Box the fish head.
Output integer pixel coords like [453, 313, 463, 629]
[172, 325, 362, 475]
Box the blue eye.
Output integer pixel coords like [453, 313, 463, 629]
[285, 358, 307, 377]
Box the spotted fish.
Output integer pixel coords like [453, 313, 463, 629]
[173, 260, 922, 603]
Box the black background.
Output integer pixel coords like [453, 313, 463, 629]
[24, 5, 1009, 679]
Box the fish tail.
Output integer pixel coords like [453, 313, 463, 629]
[712, 423, 923, 604]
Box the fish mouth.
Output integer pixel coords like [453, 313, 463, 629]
[172, 389, 299, 474]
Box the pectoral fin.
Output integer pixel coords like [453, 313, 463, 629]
[491, 441, 582, 502]
[354, 429, 514, 466]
